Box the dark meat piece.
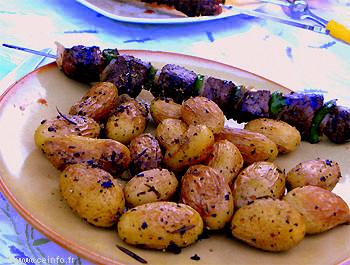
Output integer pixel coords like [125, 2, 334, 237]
[322, 106, 350, 144]
[62, 45, 105, 83]
[153, 64, 198, 103]
[201, 76, 237, 119]
[141, 0, 223, 17]
[276, 92, 324, 139]
[106, 55, 151, 98]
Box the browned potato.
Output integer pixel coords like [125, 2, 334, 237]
[128, 133, 163, 174]
[156, 118, 188, 151]
[163, 124, 215, 172]
[180, 165, 234, 230]
[286, 158, 341, 191]
[59, 164, 125, 227]
[124, 168, 179, 207]
[205, 140, 243, 185]
[231, 198, 306, 252]
[69, 82, 118, 121]
[42, 135, 130, 175]
[232, 162, 286, 209]
[216, 127, 278, 165]
[117, 201, 203, 250]
[283, 186, 350, 234]
[150, 97, 182, 124]
[34, 114, 100, 151]
[244, 118, 301, 153]
[105, 100, 148, 144]
[181, 96, 225, 134]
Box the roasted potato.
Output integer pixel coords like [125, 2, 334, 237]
[180, 165, 234, 230]
[232, 162, 286, 209]
[69, 82, 118, 121]
[244, 118, 301, 153]
[105, 100, 148, 144]
[231, 198, 306, 252]
[283, 186, 350, 234]
[34, 114, 100, 151]
[181, 96, 225, 134]
[205, 140, 243, 185]
[216, 127, 278, 165]
[117, 201, 203, 250]
[59, 164, 125, 227]
[42, 135, 130, 176]
[124, 168, 179, 207]
[150, 97, 182, 124]
[286, 158, 341, 191]
[163, 124, 215, 172]
[156, 118, 188, 151]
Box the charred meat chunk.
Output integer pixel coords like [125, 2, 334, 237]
[276, 93, 324, 139]
[61, 45, 105, 83]
[106, 55, 151, 98]
[153, 64, 198, 104]
[322, 106, 350, 144]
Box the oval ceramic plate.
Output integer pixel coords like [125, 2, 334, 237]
[0, 51, 349, 265]
[75, 0, 264, 24]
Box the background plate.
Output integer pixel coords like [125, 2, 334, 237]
[0, 50, 349, 265]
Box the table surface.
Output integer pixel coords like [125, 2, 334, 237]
[0, 0, 350, 264]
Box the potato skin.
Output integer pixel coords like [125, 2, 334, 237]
[117, 202, 203, 250]
[69, 82, 118, 121]
[156, 118, 188, 151]
[231, 198, 306, 252]
[232, 162, 286, 209]
[283, 186, 350, 234]
[286, 158, 341, 191]
[150, 97, 182, 124]
[245, 118, 301, 153]
[216, 127, 278, 165]
[163, 124, 215, 172]
[180, 165, 234, 230]
[205, 140, 243, 185]
[42, 135, 130, 175]
[59, 164, 125, 227]
[105, 100, 148, 144]
[181, 96, 225, 134]
[124, 168, 179, 207]
[34, 115, 100, 151]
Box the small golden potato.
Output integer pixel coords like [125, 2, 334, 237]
[117, 202, 203, 250]
[42, 135, 130, 176]
[216, 127, 278, 165]
[34, 114, 100, 151]
[69, 82, 118, 121]
[150, 97, 182, 124]
[180, 165, 234, 230]
[283, 186, 350, 234]
[205, 140, 243, 185]
[286, 158, 341, 191]
[244, 118, 301, 153]
[232, 162, 286, 209]
[59, 164, 125, 227]
[156, 118, 188, 151]
[124, 168, 179, 207]
[181, 96, 225, 134]
[129, 133, 163, 174]
[231, 198, 306, 252]
[163, 124, 215, 172]
[105, 100, 148, 144]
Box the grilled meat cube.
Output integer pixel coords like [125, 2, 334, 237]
[276, 93, 324, 139]
[201, 76, 237, 119]
[322, 106, 350, 144]
[153, 64, 198, 104]
[105, 55, 151, 98]
[61, 45, 105, 83]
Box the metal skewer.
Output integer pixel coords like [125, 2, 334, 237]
[2, 44, 56, 59]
